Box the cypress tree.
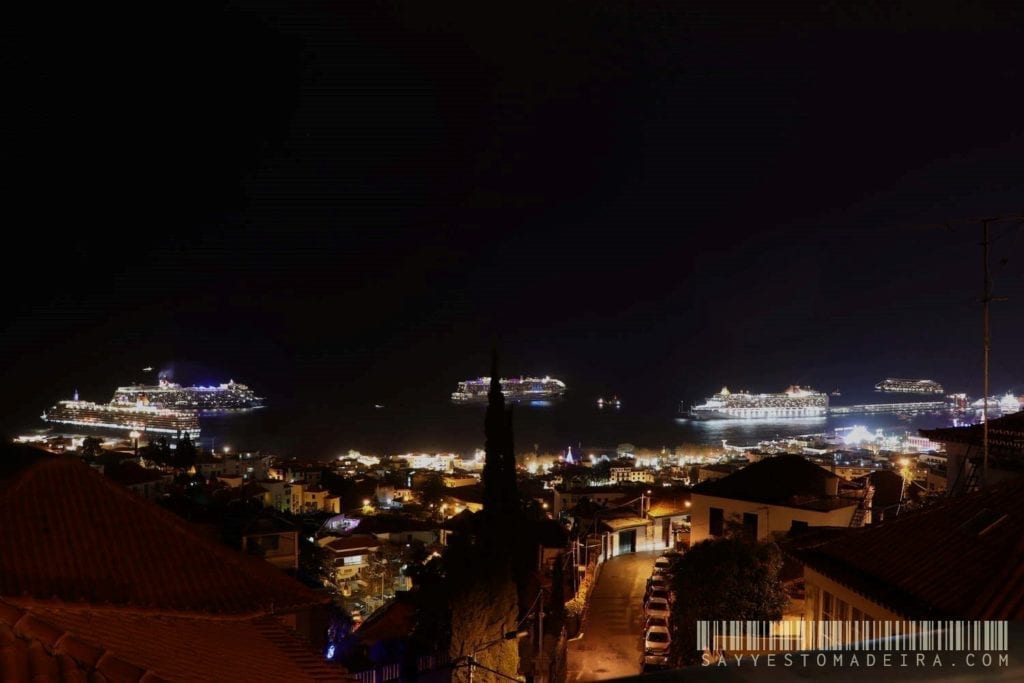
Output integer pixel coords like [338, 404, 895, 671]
[483, 350, 507, 514]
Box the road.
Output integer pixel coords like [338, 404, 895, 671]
[567, 550, 660, 681]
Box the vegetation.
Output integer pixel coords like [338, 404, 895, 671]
[667, 530, 787, 665]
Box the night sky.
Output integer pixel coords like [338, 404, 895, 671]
[4, 1, 1022, 437]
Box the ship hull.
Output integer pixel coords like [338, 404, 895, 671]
[688, 408, 827, 420]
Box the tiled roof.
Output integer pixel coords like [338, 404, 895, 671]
[354, 515, 437, 535]
[920, 412, 1024, 469]
[0, 447, 329, 615]
[322, 535, 382, 553]
[0, 599, 346, 681]
[103, 461, 166, 486]
[693, 454, 855, 510]
[795, 477, 1024, 619]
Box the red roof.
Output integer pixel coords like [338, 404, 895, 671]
[693, 454, 856, 510]
[0, 599, 345, 681]
[796, 476, 1024, 618]
[322, 535, 382, 553]
[103, 460, 166, 486]
[0, 450, 328, 615]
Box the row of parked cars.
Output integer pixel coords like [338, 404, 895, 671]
[642, 552, 678, 672]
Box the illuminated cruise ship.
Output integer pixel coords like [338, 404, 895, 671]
[687, 386, 828, 420]
[111, 379, 264, 412]
[451, 376, 566, 404]
[42, 399, 201, 440]
[874, 378, 945, 394]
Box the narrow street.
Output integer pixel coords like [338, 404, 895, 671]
[567, 550, 660, 681]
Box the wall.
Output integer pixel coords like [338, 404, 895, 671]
[689, 493, 857, 544]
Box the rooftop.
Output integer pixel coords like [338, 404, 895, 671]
[0, 599, 345, 682]
[794, 476, 1024, 619]
[921, 411, 1024, 466]
[693, 454, 858, 511]
[0, 445, 327, 615]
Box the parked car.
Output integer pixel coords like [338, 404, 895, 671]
[641, 653, 670, 672]
[645, 598, 670, 620]
[646, 576, 668, 595]
[654, 556, 672, 571]
[644, 625, 672, 655]
[649, 588, 671, 604]
[645, 615, 670, 631]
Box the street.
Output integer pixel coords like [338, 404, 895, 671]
[567, 550, 661, 681]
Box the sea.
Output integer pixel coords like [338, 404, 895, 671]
[195, 394, 957, 459]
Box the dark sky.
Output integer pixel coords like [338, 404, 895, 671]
[4, 1, 1023, 433]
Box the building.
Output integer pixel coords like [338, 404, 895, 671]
[442, 474, 478, 488]
[646, 490, 692, 550]
[920, 411, 1024, 494]
[696, 462, 743, 483]
[0, 445, 343, 681]
[319, 534, 383, 590]
[792, 476, 1024, 625]
[689, 455, 864, 544]
[288, 482, 341, 515]
[102, 460, 173, 500]
[553, 485, 637, 517]
[609, 467, 654, 484]
[242, 512, 301, 571]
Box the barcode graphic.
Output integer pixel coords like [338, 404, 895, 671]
[696, 620, 1009, 652]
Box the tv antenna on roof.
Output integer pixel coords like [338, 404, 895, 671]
[945, 214, 1022, 488]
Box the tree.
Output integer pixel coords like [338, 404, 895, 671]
[483, 350, 519, 515]
[174, 434, 197, 470]
[80, 436, 104, 459]
[668, 534, 788, 665]
[448, 559, 521, 683]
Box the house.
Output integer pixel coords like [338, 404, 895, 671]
[696, 462, 743, 483]
[288, 481, 341, 514]
[646, 490, 692, 549]
[354, 515, 440, 546]
[102, 460, 173, 500]
[320, 534, 383, 586]
[920, 411, 1024, 494]
[242, 512, 301, 571]
[689, 454, 864, 544]
[609, 467, 654, 484]
[552, 485, 637, 516]
[792, 476, 1024, 626]
[442, 474, 477, 488]
[850, 470, 928, 523]
[269, 461, 325, 485]
[0, 445, 344, 681]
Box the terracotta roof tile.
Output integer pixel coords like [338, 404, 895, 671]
[796, 477, 1024, 618]
[0, 447, 327, 615]
[1, 600, 348, 682]
[693, 454, 854, 509]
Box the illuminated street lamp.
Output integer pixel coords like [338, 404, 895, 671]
[129, 430, 140, 457]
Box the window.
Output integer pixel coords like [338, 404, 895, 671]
[343, 555, 364, 566]
[790, 520, 809, 533]
[743, 512, 759, 539]
[709, 507, 724, 537]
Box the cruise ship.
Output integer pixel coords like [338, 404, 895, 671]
[451, 376, 566, 404]
[874, 378, 945, 394]
[687, 386, 828, 420]
[42, 399, 201, 440]
[110, 379, 264, 412]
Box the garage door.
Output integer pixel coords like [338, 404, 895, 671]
[618, 529, 636, 554]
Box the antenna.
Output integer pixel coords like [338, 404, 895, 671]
[972, 215, 1020, 487]
[926, 213, 1021, 491]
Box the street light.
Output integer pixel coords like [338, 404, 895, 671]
[129, 430, 140, 458]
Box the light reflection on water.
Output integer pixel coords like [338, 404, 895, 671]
[198, 397, 957, 458]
